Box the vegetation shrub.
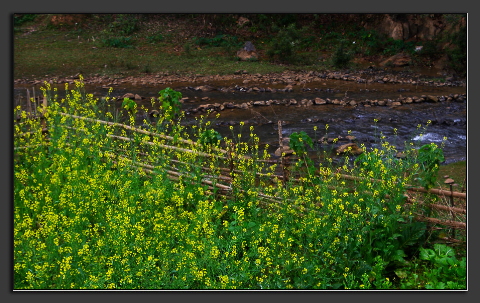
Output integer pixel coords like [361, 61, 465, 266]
[332, 40, 352, 68]
[107, 14, 139, 36]
[442, 14, 467, 76]
[420, 39, 442, 59]
[266, 24, 304, 63]
[382, 38, 416, 56]
[14, 14, 37, 27]
[146, 33, 164, 44]
[13, 81, 464, 290]
[445, 25, 466, 76]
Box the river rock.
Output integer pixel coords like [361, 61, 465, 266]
[314, 98, 326, 105]
[426, 95, 438, 102]
[195, 85, 215, 92]
[336, 143, 363, 155]
[379, 52, 411, 67]
[275, 146, 294, 157]
[122, 93, 135, 99]
[148, 110, 159, 118]
[236, 49, 258, 61]
[238, 103, 249, 110]
[392, 101, 402, 107]
[253, 101, 266, 106]
[224, 102, 235, 109]
[377, 100, 386, 106]
[345, 135, 356, 141]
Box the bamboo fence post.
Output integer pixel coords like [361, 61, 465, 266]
[41, 96, 47, 129]
[229, 142, 235, 183]
[26, 89, 32, 115]
[444, 178, 456, 238]
[278, 120, 289, 185]
[32, 87, 37, 116]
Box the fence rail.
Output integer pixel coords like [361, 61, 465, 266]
[14, 109, 467, 240]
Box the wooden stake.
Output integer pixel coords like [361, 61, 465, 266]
[41, 96, 47, 129]
[26, 89, 32, 115]
[32, 87, 37, 115]
[278, 120, 289, 185]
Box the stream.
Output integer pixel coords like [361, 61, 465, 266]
[14, 73, 467, 165]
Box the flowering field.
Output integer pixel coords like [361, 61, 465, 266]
[13, 79, 466, 290]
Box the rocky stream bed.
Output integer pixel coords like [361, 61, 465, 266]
[14, 68, 467, 164]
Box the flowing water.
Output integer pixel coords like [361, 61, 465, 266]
[14, 75, 467, 164]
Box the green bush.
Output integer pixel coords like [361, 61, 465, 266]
[332, 40, 352, 68]
[419, 39, 442, 59]
[14, 14, 37, 27]
[108, 14, 139, 36]
[147, 33, 164, 44]
[445, 24, 466, 75]
[266, 24, 302, 63]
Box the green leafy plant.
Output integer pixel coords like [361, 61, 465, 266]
[416, 143, 445, 190]
[289, 131, 315, 175]
[289, 131, 313, 156]
[199, 129, 223, 147]
[398, 244, 466, 289]
[121, 98, 137, 116]
[158, 87, 182, 121]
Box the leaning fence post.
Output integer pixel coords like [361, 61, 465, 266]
[278, 120, 288, 185]
[26, 89, 32, 116]
[32, 87, 37, 116]
[461, 177, 466, 193]
[445, 178, 456, 239]
[229, 142, 235, 183]
[41, 96, 48, 130]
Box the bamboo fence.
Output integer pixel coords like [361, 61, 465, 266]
[14, 107, 467, 242]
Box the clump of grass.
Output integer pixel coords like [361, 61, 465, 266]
[14, 80, 465, 290]
[101, 36, 134, 49]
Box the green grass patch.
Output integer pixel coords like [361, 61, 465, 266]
[436, 161, 466, 191]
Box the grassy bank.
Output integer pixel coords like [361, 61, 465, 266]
[437, 161, 466, 191]
[14, 82, 466, 289]
[14, 14, 467, 81]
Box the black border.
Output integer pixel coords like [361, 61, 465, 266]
[5, 0, 475, 301]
